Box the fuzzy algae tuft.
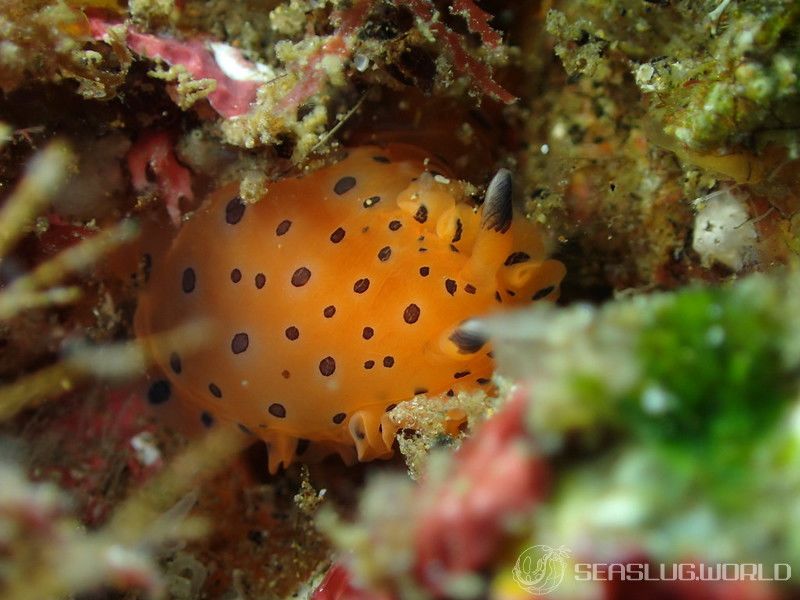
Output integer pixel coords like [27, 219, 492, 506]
[478, 269, 800, 563]
[546, 0, 800, 153]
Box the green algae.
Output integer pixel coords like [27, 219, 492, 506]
[507, 272, 800, 458]
[624, 284, 788, 471]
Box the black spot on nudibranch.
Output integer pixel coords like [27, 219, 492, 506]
[419, 266, 430, 277]
[464, 284, 477, 294]
[255, 273, 266, 289]
[414, 205, 428, 223]
[330, 227, 346, 243]
[372, 155, 390, 164]
[276, 219, 292, 236]
[364, 360, 375, 369]
[269, 403, 287, 418]
[319, 356, 336, 376]
[383, 356, 395, 368]
[454, 370, 471, 379]
[445, 279, 457, 295]
[292, 267, 312, 287]
[504, 252, 531, 266]
[285, 326, 300, 341]
[388, 220, 402, 231]
[230, 268, 242, 283]
[169, 352, 182, 374]
[147, 380, 171, 404]
[353, 278, 370, 293]
[403, 303, 421, 324]
[182, 267, 196, 293]
[385, 403, 397, 412]
[332, 412, 346, 424]
[378, 246, 392, 262]
[452, 219, 463, 243]
[201, 411, 215, 427]
[323, 305, 336, 318]
[334, 176, 356, 195]
[363, 195, 381, 208]
[231, 332, 249, 354]
[225, 197, 246, 225]
[362, 327, 374, 340]
[209, 382, 222, 398]
[532, 285, 556, 300]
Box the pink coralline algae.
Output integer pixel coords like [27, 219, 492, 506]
[25, 390, 162, 527]
[413, 389, 549, 594]
[276, 1, 372, 113]
[312, 563, 393, 600]
[125, 32, 261, 118]
[90, 18, 261, 118]
[126, 131, 193, 226]
[312, 388, 549, 600]
[89, 0, 514, 128]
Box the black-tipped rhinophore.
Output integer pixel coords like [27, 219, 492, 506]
[481, 168, 513, 233]
[448, 326, 488, 354]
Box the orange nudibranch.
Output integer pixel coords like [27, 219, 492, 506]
[135, 145, 565, 472]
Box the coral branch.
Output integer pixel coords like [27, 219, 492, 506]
[0, 321, 207, 422]
[450, 0, 502, 48]
[0, 427, 243, 600]
[403, 0, 516, 104]
[0, 142, 74, 258]
[276, 0, 371, 113]
[12, 220, 139, 293]
[430, 22, 516, 104]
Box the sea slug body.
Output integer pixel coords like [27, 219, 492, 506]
[135, 144, 565, 472]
